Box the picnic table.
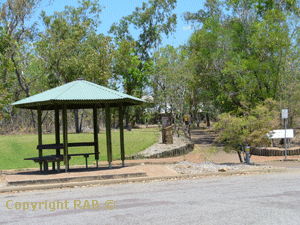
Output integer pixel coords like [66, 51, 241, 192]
[25, 142, 98, 173]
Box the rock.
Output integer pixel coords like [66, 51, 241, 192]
[177, 165, 188, 169]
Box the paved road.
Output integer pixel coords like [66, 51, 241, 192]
[1, 172, 300, 225]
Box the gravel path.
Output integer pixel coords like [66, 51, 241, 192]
[167, 161, 272, 174]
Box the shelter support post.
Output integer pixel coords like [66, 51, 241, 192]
[37, 106, 43, 173]
[55, 108, 61, 172]
[105, 104, 112, 169]
[119, 105, 125, 167]
[93, 105, 99, 168]
[62, 104, 69, 172]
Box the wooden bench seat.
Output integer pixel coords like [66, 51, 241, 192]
[25, 155, 64, 173]
[25, 153, 97, 173]
[25, 155, 64, 163]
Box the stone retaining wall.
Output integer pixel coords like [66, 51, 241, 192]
[252, 147, 300, 156]
[147, 143, 194, 158]
[128, 142, 194, 159]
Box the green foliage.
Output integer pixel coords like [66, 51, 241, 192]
[152, 45, 194, 116]
[280, 82, 300, 128]
[0, 0, 46, 126]
[214, 99, 280, 151]
[109, 0, 177, 61]
[185, 0, 300, 118]
[113, 40, 153, 96]
[2, 0, 300, 134]
[0, 20, 12, 118]
[109, 0, 178, 127]
[227, 0, 299, 17]
[0, 21, 10, 64]
[37, 0, 112, 86]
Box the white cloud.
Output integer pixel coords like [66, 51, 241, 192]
[183, 25, 191, 31]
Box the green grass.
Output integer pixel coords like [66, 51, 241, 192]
[0, 128, 159, 170]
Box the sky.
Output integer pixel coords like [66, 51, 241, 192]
[12, 0, 205, 47]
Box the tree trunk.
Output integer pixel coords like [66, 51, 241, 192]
[79, 109, 84, 132]
[31, 110, 37, 128]
[237, 151, 243, 163]
[206, 112, 210, 127]
[73, 109, 80, 133]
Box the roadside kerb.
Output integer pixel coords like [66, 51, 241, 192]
[6, 172, 147, 186]
[0, 167, 288, 193]
[0, 161, 182, 174]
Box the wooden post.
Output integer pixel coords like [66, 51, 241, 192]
[119, 105, 125, 167]
[93, 105, 99, 168]
[105, 104, 112, 169]
[55, 108, 60, 172]
[62, 104, 69, 172]
[37, 106, 43, 173]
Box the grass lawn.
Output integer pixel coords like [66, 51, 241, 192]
[0, 128, 159, 170]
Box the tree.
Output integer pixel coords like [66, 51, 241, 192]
[37, 0, 104, 85]
[185, 1, 226, 118]
[36, 0, 114, 133]
[0, 0, 43, 98]
[109, 0, 177, 127]
[0, 19, 11, 70]
[109, 0, 177, 62]
[113, 39, 153, 127]
[152, 45, 193, 125]
[0, 0, 45, 130]
[0, 20, 12, 119]
[114, 40, 154, 96]
[185, 0, 300, 118]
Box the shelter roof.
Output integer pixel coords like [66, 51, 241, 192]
[11, 79, 144, 110]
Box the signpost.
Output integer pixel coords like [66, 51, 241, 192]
[162, 116, 170, 128]
[161, 116, 173, 144]
[282, 109, 288, 160]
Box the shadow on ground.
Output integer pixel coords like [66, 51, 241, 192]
[4, 166, 125, 176]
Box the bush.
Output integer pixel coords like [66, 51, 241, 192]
[214, 99, 280, 151]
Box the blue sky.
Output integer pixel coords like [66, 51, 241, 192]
[22, 0, 205, 47]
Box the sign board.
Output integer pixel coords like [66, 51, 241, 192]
[162, 116, 170, 128]
[269, 129, 294, 139]
[282, 109, 288, 119]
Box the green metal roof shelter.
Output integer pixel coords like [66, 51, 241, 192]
[11, 78, 144, 173]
